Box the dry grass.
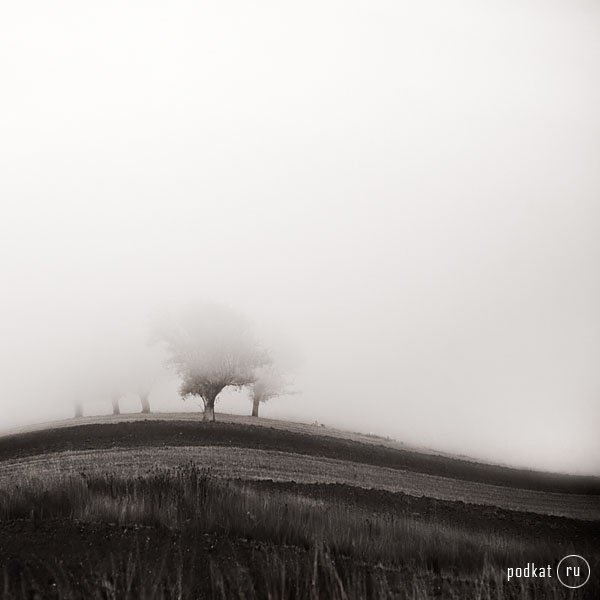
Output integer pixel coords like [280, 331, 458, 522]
[2, 543, 566, 600]
[0, 464, 549, 569]
[1, 464, 592, 599]
[1, 446, 598, 520]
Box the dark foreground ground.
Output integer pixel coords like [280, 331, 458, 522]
[0, 419, 598, 599]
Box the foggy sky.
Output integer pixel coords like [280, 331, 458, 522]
[1, 0, 599, 474]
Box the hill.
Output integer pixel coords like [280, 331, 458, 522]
[0, 414, 598, 599]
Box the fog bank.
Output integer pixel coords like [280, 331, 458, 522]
[1, 0, 599, 474]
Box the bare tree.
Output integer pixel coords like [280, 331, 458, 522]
[250, 365, 288, 417]
[155, 304, 269, 422]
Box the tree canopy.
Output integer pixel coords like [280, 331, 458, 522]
[155, 304, 269, 421]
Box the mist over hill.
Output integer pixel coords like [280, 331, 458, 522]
[1, 0, 599, 476]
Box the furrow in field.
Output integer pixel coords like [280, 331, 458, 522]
[0, 446, 598, 521]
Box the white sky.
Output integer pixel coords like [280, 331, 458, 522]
[1, 0, 599, 474]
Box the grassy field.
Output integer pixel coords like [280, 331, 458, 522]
[0, 416, 598, 599]
[1, 446, 598, 520]
[2, 464, 597, 599]
[2, 415, 598, 494]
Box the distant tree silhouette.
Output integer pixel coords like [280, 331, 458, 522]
[139, 388, 151, 414]
[111, 392, 121, 415]
[250, 365, 288, 417]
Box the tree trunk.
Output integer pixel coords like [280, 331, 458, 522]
[140, 394, 151, 414]
[252, 396, 260, 417]
[112, 397, 120, 415]
[74, 402, 83, 418]
[203, 399, 215, 422]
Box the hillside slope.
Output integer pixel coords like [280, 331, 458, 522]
[1, 415, 599, 599]
[0, 414, 598, 520]
[1, 413, 599, 492]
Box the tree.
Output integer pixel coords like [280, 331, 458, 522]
[109, 341, 165, 416]
[250, 364, 288, 417]
[63, 322, 167, 420]
[155, 304, 269, 422]
[111, 392, 121, 415]
[132, 344, 166, 414]
[138, 387, 151, 414]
